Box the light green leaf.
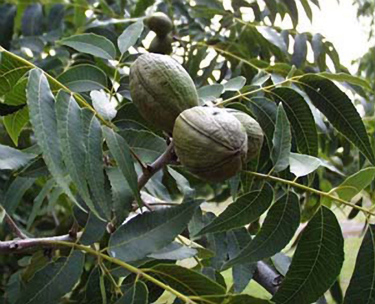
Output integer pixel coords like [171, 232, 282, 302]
[2, 177, 35, 215]
[3, 107, 29, 146]
[272, 207, 344, 304]
[224, 191, 300, 268]
[344, 225, 375, 304]
[27, 69, 79, 208]
[82, 109, 111, 220]
[318, 72, 372, 92]
[148, 242, 197, 260]
[272, 103, 291, 172]
[0, 144, 36, 170]
[108, 201, 200, 262]
[289, 153, 321, 177]
[196, 183, 274, 235]
[15, 251, 84, 304]
[198, 84, 224, 102]
[115, 281, 148, 304]
[56, 91, 100, 218]
[4, 77, 27, 105]
[103, 126, 141, 206]
[336, 167, 375, 201]
[57, 64, 107, 93]
[223, 76, 246, 91]
[90, 90, 117, 121]
[59, 33, 116, 60]
[299, 75, 375, 165]
[118, 20, 144, 55]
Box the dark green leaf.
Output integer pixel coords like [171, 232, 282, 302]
[3, 107, 29, 146]
[57, 64, 107, 93]
[272, 87, 318, 156]
[148, 242, 197, 260]
[27, 69, 79, 208]
[118, 20, 144, 55]
[108, 201, 200, 262]
[15, 251, 84, 304]
[21, 4, 43, 36]
[292, 33, 307, 68]
[59, 33, 116, 60]
[284, 0, 298, 28]
[272, 207, 344, 304]
[272, 103, 291, 172]
[225, 191, 300, 268]
[318, 72, 372, 92]
[103, 126, 142, 206]
[0, 144, 36, 170]
[133, 0, 155, 17]
[80, 212, 107, 245]
[2, 176, 35, 214]
[115, 281, 148, 304]
[257, 26, 287, 53]
[299, 0, 312, 22]
[224, 76, 246, 91]
[0, 5, 16, 49]
[196, 183, 274, 235]
[344, 225, 375, 304]
[150, 264, 226, 296]
[299, 75, 375, 165]
[223, 294, 272, 304]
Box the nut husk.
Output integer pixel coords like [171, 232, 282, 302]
[226, 109, 264, 160]
[173, 106, 248, 182]
[130, 53, 199, 132]
[144, 12, 173, 36]
[148, 34, 173, 55]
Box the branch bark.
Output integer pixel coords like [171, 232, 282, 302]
[253, 261, 283, 294]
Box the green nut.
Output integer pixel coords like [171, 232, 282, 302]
[144, 12, 173, 36]
[148, 34, 173, 55]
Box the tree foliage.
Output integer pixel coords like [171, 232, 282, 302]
[0, 0, 375, 303]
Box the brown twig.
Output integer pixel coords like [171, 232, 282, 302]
[4, 213, 28, 239]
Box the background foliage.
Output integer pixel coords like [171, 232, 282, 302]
[1, 0, 375, 303]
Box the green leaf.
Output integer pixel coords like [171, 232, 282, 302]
[0, 49, 32, 96]
[3, 107, 29, 146]
[284, 0, 298, 28]
[57, 64, 107, 93]
[223, 294, 272, 304]
[272, 207, 344, 304]
[15, 251, 84, 304]
[80, 212, 107, 246]
[0, 5, 16, 50]
[27, 69, 79, 208]
[292, 33, 307, 68]
[198, 84, 224, 102]
[59, 33, 116, 60]
[224, 76, 246, 91]
[257, 26, 287, 53]
[273, 87, 318, 156]
[196, 183, 274, 235]
[21, 4, 43, 36]
[4, 77, 27, 105]
[119, 129, 167, 163]
[344, 225, 375, 304]
[148, 242, 197, 260]
[299, 74, 375, 165]
[133, 0, 155, 17]
[0, 144, 36, 170]
[299, 0, 313, 22]
[82, 109, 111, 220]
[56, 91, 101, 218]
[2, 176, 35, 215]
[118, 20, 144, 55]
[90, 90, 117, 121]
[108, 201, 200, 262]
[74, 0, 87, 28]
[335, 167, 375, 201]
[115, 281, 148, 304]
[224, 191, 300, 269]
[289, 153, 321, 177]
[150, 264, 226, 296]
[272, 103, 291, 172]
[103, 126, 141, 206]
[318, 72, 372, 92]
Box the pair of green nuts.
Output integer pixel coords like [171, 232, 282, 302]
[130, 53, 264, 182]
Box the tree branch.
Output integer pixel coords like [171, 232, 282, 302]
[253, 261, 282, 295]
[3, 212, 28, 239]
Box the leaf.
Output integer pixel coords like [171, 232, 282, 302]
[57, 64, 107, 93]
[224, 295, 272, 304]
[257, 26, 287, 53]
[148, 242, 197, 260]
[272, 103, 291, 172]
[150, 264, 226, 297]
[59, 33, 116, 60]
[108, 201, 200, 262]
[118, 20, 144, 55]
[2, 177, 35, 215]
[344, 225, 375, 304]
[272, 87, 318, 156]
[299, 0, 313, 22]
[198, 84, 224, 102]
[224, 76, 246, 91]
[272, 207, 344, 304]
[196, 183, 274, 235]
[90, 90, 117, 121]
[0, 4, 16, 50]
[284, 0, 298, 28]
[56, 91, 101, 218]
[318, 72, 372, 92]
[289, 153, 320, 177]
[115, 281, 148, 304]
[27, 69, 79, 208]
[103, 126, 141, 206]
[336, 167, 375, 201]
[299, 74, 375, 165]
[15, 251, 84, 304]
[80, 212, 107, 246]
[133, 0, 155, 17]
[82, 109, 111, 220]
[3, 107, 29, 146]
[224, 191, 300, 269]
[21, 4, 43, 36]
[0, 144, 36, 170]
[119, 129, 167, 163]
[292, 33, 307, 68]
